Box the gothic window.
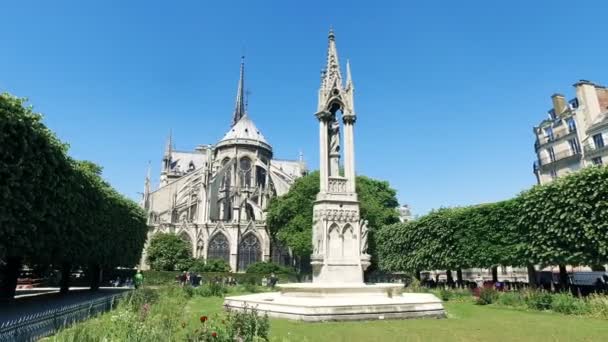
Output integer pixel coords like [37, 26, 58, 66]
[256, 165, 266, 188]
[239, 157, 252, 188]
[207, 233, 230, 263]
[271, 242, 291, 267]
[221, 158, 231, 189]
[238, 233, 261, 271]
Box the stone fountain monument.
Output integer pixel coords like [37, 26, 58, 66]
[224, 29, 445, 321]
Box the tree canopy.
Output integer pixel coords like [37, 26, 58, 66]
[0, 93, 148, 299]
[146, 233, 193, 271]
[376, 166, 608, 277]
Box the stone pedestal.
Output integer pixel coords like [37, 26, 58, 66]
[224, 284, 445, 321]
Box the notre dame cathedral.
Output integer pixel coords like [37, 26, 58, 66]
[139, 58, 307, 271]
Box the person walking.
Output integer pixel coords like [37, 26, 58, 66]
[134, 270, 144, 289]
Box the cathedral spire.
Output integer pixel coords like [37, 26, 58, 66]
[232, 56, 246, 126]
[163, 129, 173, 160]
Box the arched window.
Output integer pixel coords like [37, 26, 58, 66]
[239, 157, 252, 188]
[271, 242, 291, 267]
[221, 158, 231, 189]
[238, 233, 261, 271]
[207, 233, 230, 263]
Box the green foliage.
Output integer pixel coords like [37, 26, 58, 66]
[586, 294, 608, 319]
[202, 259, 232, 273]
[189, 305, 269, 342]
[245, 261, 295, 276]
[476, 287, 498, 305]
[194, 282, 229, 297]
[146, 233, 193, 271]
[266, 171, 399, 260]
[524, 290, 553, 310]
[0, 93, 147, 298]
[496, 291, 525, 307]
[377, 166, 608, 275]
[550, 293, 588, 315]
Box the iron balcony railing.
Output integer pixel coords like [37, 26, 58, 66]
[537, 149, 581, 167]
[535, 128, 577, 150]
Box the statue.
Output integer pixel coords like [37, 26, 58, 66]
[360, 219, 369, 254]
[329, 119, 340, 154]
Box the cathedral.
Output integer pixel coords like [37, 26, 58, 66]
[139, 58, 307, 271]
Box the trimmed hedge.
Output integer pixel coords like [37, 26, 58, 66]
[142, 270, 298, 286]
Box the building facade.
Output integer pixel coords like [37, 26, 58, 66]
[533, 80, 608, 184]
[140, 59, 306, 271]
[397, 204, 413, 223]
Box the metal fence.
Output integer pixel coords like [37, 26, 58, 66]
[0, 292, 126, 342]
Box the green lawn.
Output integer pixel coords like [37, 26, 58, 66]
[187, 297, 608, 342]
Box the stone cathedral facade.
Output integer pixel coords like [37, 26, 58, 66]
[139, 59, 307, 271]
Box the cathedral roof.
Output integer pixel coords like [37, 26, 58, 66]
[217, 114, 271, 150]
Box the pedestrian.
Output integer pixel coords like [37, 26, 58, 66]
[134, 270, 144, 289]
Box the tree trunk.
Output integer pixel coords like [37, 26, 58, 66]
[527, 264, 537, 288]
[89, 264, 101, 291]
[446, 270, 454, 287]
[456, 269, 463, 288]
[414, 270, 421, 281]
[491, 266, 498, 283]
[59, 263, 71, 294]
[0, 256, 22, 301]
[558, 264, 569, 292]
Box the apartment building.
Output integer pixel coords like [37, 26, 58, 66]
[533, 80, 608, 184]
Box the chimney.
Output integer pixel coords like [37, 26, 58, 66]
[551, 93, 568, 116]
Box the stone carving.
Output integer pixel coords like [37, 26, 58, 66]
[360, 219, 369, 254]
[314, 208, 359, 222]
[329, 119, 340, 153]
[328, 177, 347, 193]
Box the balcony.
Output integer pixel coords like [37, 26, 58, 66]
[536, 149, 581, 170]
[535, 129, 576, 150]
[583, 142, 608, 157]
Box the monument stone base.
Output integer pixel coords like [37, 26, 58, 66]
[223, 283, 445, 322]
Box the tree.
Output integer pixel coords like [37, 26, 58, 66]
[0, 93, 149, 299]
[146, 233, 193, 271]
[266, 171, 400, 265]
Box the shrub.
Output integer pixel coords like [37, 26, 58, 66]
[524, 290, 553, 310]
[189, 305, 269, 342]
[437, 288, 452, 301]
[245, 261, 296, 276]
[585, 294, 608, 319]
[203, 259, 231, 272]
[123, 287, 160, 311]
[476, 287, 498, 305]
[194, 282, 228, 297]
[550, 293, 588, 315]
[497, 291, 524, 307]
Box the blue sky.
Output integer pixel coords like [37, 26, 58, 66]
[2, 0, 608, 215]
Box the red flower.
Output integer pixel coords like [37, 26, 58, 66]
[212, 332, 217, 338]
[200, 315, 208, 323]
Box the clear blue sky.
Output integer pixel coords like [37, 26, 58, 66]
[2, 0, 608, 215]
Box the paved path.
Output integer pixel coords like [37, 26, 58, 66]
[0, 287, 130, 323]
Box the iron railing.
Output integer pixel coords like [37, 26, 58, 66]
[0, 292, 126, 342]
[537, 149, 581, 167]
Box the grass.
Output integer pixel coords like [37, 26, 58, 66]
[188, 296, 608, 342]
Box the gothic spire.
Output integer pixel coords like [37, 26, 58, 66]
[321, 27, 343, 92]
[164, 129, 173, 159]
[232, 56, 246, 126]
[345, 59, 353, 90]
